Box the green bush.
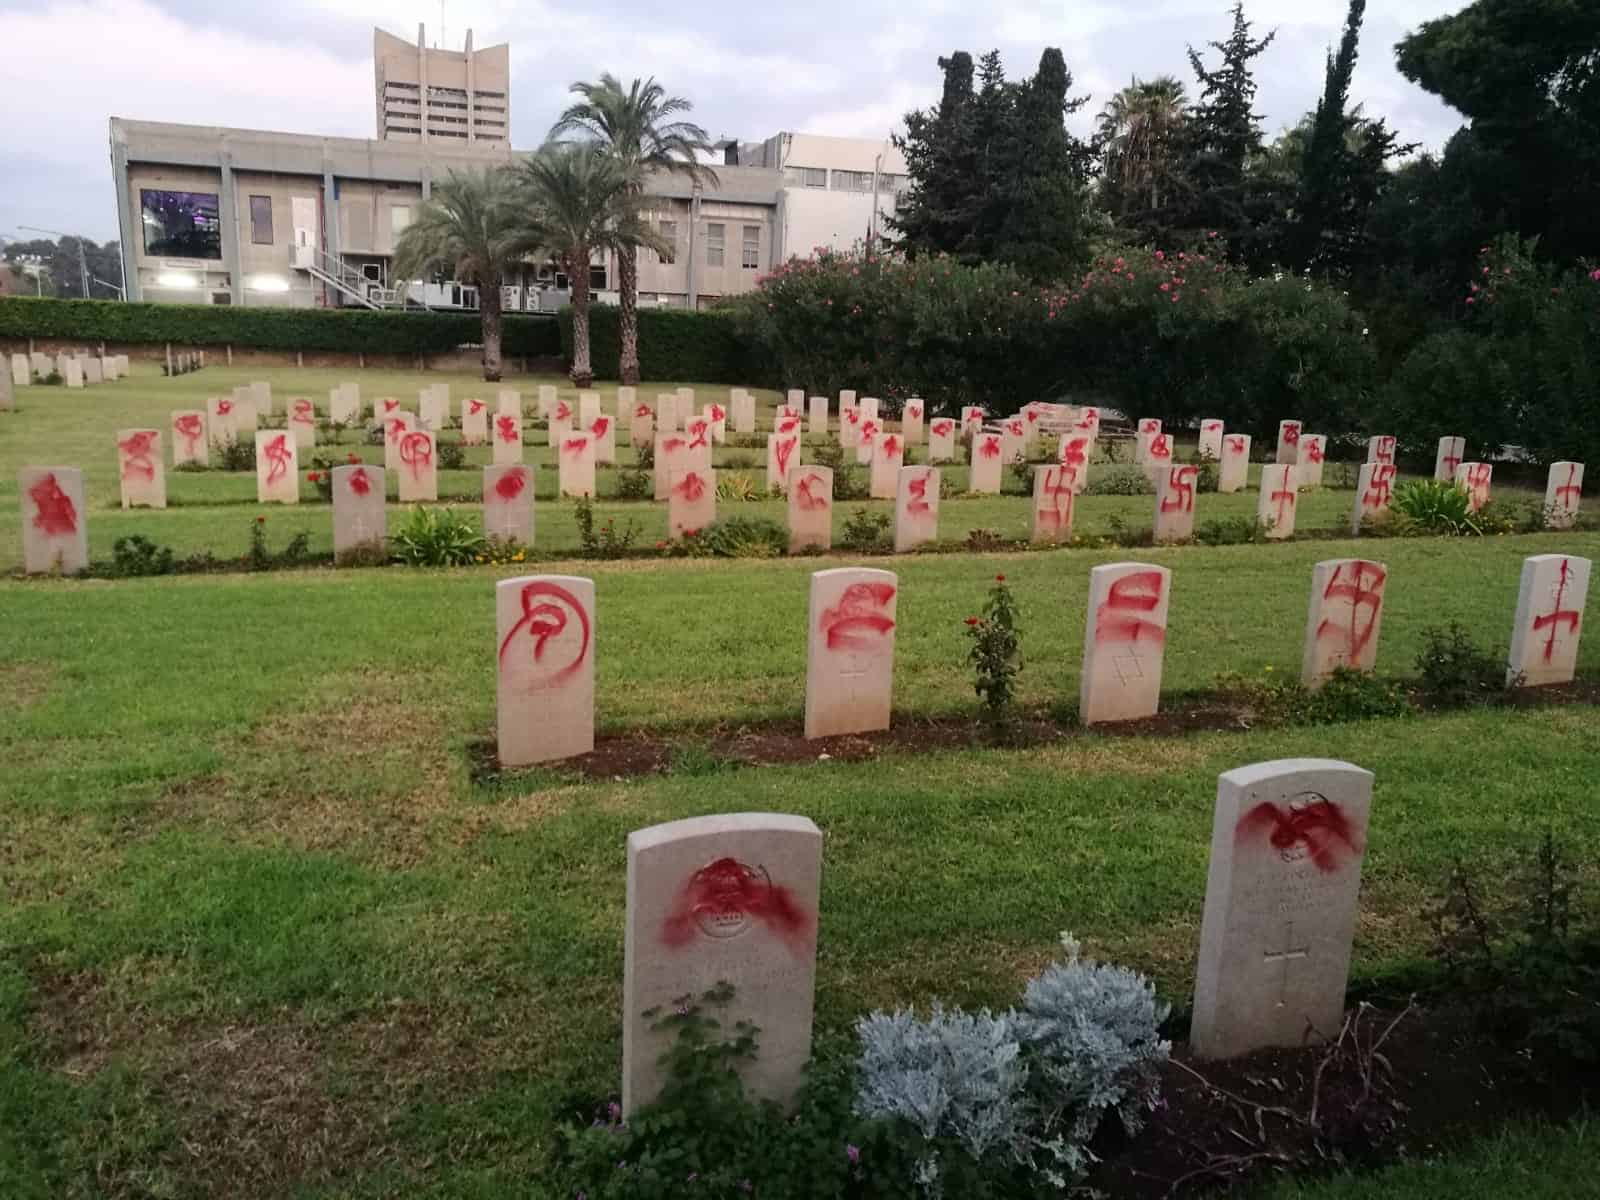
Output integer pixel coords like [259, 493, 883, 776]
[558, 305, 761, 383]
[699, 516, 790, 558]
[390, 506, 485, 567]
[107, 535, 175, 577]
[840, 507, 891, 553]
[574, 497, 638, 558]
[1390, 478, 1483, 536]
[1195, 515, 1268, 545]
[1414, 622, 1513, 707]
[0, 296, 561, 356]
[1216, 666, 1412, 726]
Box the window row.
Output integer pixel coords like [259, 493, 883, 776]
[782, 165, 907, 193]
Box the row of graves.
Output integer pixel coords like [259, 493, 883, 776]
[4, 349, 132, 405]
[32, 380, 1585, 564]
[488, 552, 1590, 765]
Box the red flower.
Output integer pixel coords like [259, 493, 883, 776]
[306, 471, 321, 482]
[995, 574, 1005, 582]
[255, 516, 266, 524]
[964, 616, 980, 626]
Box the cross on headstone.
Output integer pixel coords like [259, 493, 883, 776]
[1262, 921, 1310, 1007]
[1112, 653, 1146, 686]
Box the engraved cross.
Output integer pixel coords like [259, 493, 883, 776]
[1262, 922, 1310, 1007]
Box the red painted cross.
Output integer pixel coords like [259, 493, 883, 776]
[1534, 558, 1583, 663]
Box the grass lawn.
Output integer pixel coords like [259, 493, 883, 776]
[3, 364, 1597, 1197]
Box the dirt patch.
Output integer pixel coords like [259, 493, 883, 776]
[470, 684, 1600, 784]
[0, 660, 55, 709]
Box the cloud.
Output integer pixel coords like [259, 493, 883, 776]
[0, 0, 1468, 243]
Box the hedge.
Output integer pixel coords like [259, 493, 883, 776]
[558, 305, 766, 383]
[0, 296, 563, 357]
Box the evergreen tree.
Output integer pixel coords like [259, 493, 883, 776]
[892, 52, 977, 258]
[992, 48, 1094, 278]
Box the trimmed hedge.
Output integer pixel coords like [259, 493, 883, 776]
[558, 305, 766, 383]
[0, 296, 562, 357]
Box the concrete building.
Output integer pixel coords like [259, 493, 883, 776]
[374, 25, 510, 146]
[737, 132, 909, 260]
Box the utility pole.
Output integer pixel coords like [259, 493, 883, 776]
[20, 224, 91, 299]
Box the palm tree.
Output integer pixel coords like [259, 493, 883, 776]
[391, 169, 525, 382]
[513, 143, 667, 388]
[550, 75, 717, 385]
[1097, 76, 1189, 215]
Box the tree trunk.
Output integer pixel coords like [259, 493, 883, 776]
[569, 252, 593, 389]
[480, 274, 504, 383]
[618, 245, 640, 386]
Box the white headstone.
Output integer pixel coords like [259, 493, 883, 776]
[1191, 759, 1375, 1060]
[840, 406, 861, 449]
[1302, 560, 1388, 686]
[330, 385, 360, 425]
[1080, 563, 1170, 725]
[578, 390, 602, 428]
[377, 396, 403, 421]
[787, 466, 833, 553]
[1544, 462, 1584, 530]
[250, 380, 272, 415]
[171, 410, 208, 466]
[1350, 463, 1397, 533]
[493, 413, 524, 465]
[622, 813, 822, 1114]
[288, 397, 318, 451]
[655, 431, 692, 500]
[18, 466, 88, 574]
[1145, 431, 1175, 476]
[870, 432, 905, 500]
[588, 413, 617, 465]
[1295, 434, 1326, 489]
[462, 397, 490, 445]
[1198, 419, 1224, 460]
[536, 385, 556, 419]
[206, 397, 236, 450]
[11, 354, 31, 388]
[116, 429, 166, 509]
[960, 406, 984, 439]
[805, 568, 897, 739]
[419, 388, 448, 432]
[901, 398, 925, 444]
[1507, 554, 1590, 687]
[1153, 464, 1198, 543]
[1258, 464, 1298, 539]
[557, 432, 596, 498]
[1058, 430, 1091, 494]
[656, 392, 679, 433]
[1275, 420, 1302, 464]
[1135, 418, 1161, 464]
[384, 412, 415, 473]
[703, 400, 727, 444]
[484, 465, 535, 545]
[255, 431, 299, 504]
[397, 429, 438, 502]
[767, 431, 802, 495]
[928, 418, 957, 464]
[83, 357, 104, 385]
[893, 466, 939, 553]
[669, 466, 716, 538]
[332, 464, 386, 559]
[496, 574, 595, 765]
[1219, 434, 1251, 493]
[970, 430, 1004, 494]
[232, 397, 259, 438]
[1453, 462, 1491, 513]
[808, 395, 828, 435]
[630, 404, 655, 451]
[1032, 464, 1075, 543]
[1434, 436, 1465, 482]
[549, 396, 575, 444]
[1366, 436, 1396, 466]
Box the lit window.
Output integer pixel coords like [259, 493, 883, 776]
[706, 222, 725, 267]
[741, 225, 759, 269]
[249, 195, 273, 245]
[659, 220, 677, 265]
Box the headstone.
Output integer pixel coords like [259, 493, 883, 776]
[61, 356, 83, 388]
[1434, 436, 1465, 482]
[1191, 759, 1375, 1060]
[171, 410, 208, 466]
[250, 380, 272, 415]
[255, 431, 299, 504]
[1198, 419, 1224, 460]
[1507, 554, 1591, 687]
[578, 390, 602, 428]
[18, 466, 88, 574]
[116, 429, 166, 509]
[1145, 431, 1174, 476]
[902, 398, 925, 444]
[536, 385, 556, 419]
[483, 465, 535, 546]
[1059, 430, 1091, 494]
[461, 397, 489, 444]
[1366, 436, 1396, 466]
[1351, 463, 1398, 533]
[808, 395, 828, 435]
[630, 403, 655, 451]
[493, 413, 524, 465]
[928, 418, 957, 463]
[330, 385, 360, 425]
[787, 466, 834, 553]
[675, 386, 695, 420]
[549, 397, 575, 444]
[114, 354, 130, 378]
[786, 388, 804, 414]
[31, 352, 50, 378]
[1296, 434, 1326, 489]
[397, 429, 438, 502]
[100, 355, 117, 382]
[703, 400, 727, 444]
[1032, 464, 1075, 543]
[1454, 462, 1492, 513]
[1258, 464, 1298, 538]
[378, 396, 403, 420]
[970, 430, 1004, 494]
[894, 466, 939, 552]
[839, 389, 857, 414]
[1074, 406, 1101, 441]
[419, 388, 448, 431]
[496, 574, 595, 764]
[655, 392, 679, 433]
[858, 396, 879, 423]
[0, 362, 12, 410]
[622, 813, 822, 1114]
[1275, 420, 1302, 464]
[233, 397, 259, 438]
[805, 568, 897, 739]
[83, 357, 104, 385]
[558, 433, 596, 498]
[10, 354, 28, 388]
[1153, 464, 1198, 543]
[961, 406, 984, 439]
[289, 397, 318, 451]
[840, 406, 861, 449]
[871, 432, 904, 500]
[1000, 418, 1025, 466]
[617, 386, 636, 418]
[587, 414, 616, 465]
[1302, 560, 1388, 686]
[767, 431, 801, 495]
[669, 466, 716, 538]
[855, 422, 877, 468]
[384, 412, 415, 473]
[732, 393, 755, 434]
[332, 464, 386, 559]
[655, 432, 691, 500]
[1545, 462, 1584, 530]
[685, 415, 713, 459]
[1020, 403, 1043, 452]
[206, 396, 237, 449]
[1080, 562, 1170, 725]
[1135, 418, 1161, 464]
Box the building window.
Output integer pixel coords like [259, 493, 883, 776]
[139, 189, 222, 259]
[876, 172, 905, 194]
[248, 196, 273, 245]
[784, 166, 827, 188]
[658, 220, 677, 265]
[589, 264, 607, 291]
[831, 170, 874, 192]
[741, 225, 760, 269]
[706, 222, 725, 267]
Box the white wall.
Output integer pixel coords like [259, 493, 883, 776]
[778, 187, 898, 260]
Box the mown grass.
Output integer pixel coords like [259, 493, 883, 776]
[3, 364, 1597, 1197]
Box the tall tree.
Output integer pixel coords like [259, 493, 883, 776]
[1098, 76, 1189, 220]
[550, 75, 716, 385]
[391, 169, 526, 382]
[892, 51, 977, 258]
[514, 143, 666, 388]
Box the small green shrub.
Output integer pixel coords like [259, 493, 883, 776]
[108, 535, 175, 577]
[1390, 478, 1483, 536]
[1083, 465, 1152, 495]
[435, 438, 465, 470]
[833, 466, 869, 501]
[574, 496, 638, 558]
[840, 507, 891, 553]
[1216, 666, 1411, 726]
[964, 574, 1023, 735]
[714, 472, 761, 502]
[217, 438, 255, 472]
[966, 527, 1006, 552]
[1414, 622, 1513, 707]
[700, 515, 789, 558]
[1195, 515, 1268, 545]
[390, 506, 486, 567]
[614, 464, 652, 500]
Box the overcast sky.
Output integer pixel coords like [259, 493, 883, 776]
[0, 0, 1468, 244]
